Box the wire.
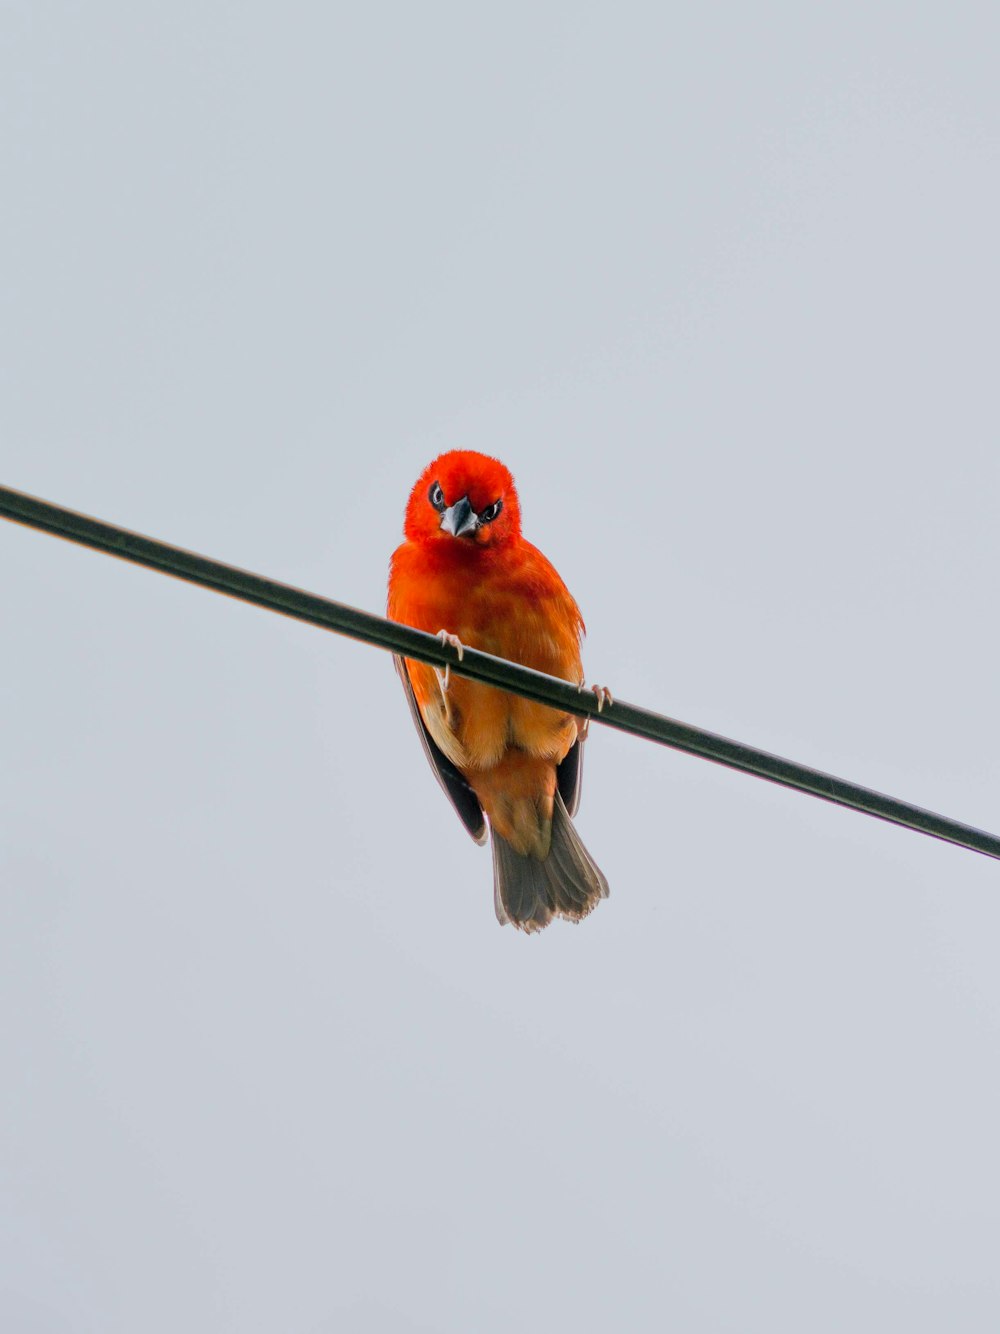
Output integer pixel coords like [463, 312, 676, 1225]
[2, 481, 998, 863]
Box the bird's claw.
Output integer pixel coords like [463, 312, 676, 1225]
[435, 630, 465, 694]
[578, 681, 613, 736]
[591, 684, 613, 713]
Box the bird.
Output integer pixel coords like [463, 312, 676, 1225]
[387, 449, 609, 932]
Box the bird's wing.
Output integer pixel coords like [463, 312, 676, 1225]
[394, 655, 488, 845]
[556, 732, 584, 817]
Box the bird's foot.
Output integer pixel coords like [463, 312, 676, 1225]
[578, 681, 613, 737]
[435, 630, 465, 695]
[590, 684, 613, 713]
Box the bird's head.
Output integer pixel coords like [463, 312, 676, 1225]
[404, 450, 522, 550]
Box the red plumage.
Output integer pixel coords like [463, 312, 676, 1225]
[388, 450, 608, 931]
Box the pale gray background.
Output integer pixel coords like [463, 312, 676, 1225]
[2, 4, 999, 1331]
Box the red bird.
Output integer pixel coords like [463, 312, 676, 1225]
[388, 450, 609, 931]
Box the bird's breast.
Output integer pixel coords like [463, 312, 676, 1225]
[389, 539, 584, 773]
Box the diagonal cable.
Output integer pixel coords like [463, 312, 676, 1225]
[2, 481, 998, 862]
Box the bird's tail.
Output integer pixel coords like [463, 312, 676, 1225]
[491, 792, 609, 933]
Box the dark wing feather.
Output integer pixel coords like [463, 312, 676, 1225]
[394, 655, 487, 845]
[556, 733, 584, 817]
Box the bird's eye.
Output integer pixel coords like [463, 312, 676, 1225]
[428, 481, 446, 512]
[479, 498, 503, 524]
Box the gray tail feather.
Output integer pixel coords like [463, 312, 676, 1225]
[491, 793, 609, 933]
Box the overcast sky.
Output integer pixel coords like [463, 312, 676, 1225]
[2, 4, 999, 1331]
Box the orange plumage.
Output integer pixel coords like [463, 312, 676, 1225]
[388, 450, 609, 931]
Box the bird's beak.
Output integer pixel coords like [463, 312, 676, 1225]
[440, 495, 479, 538]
